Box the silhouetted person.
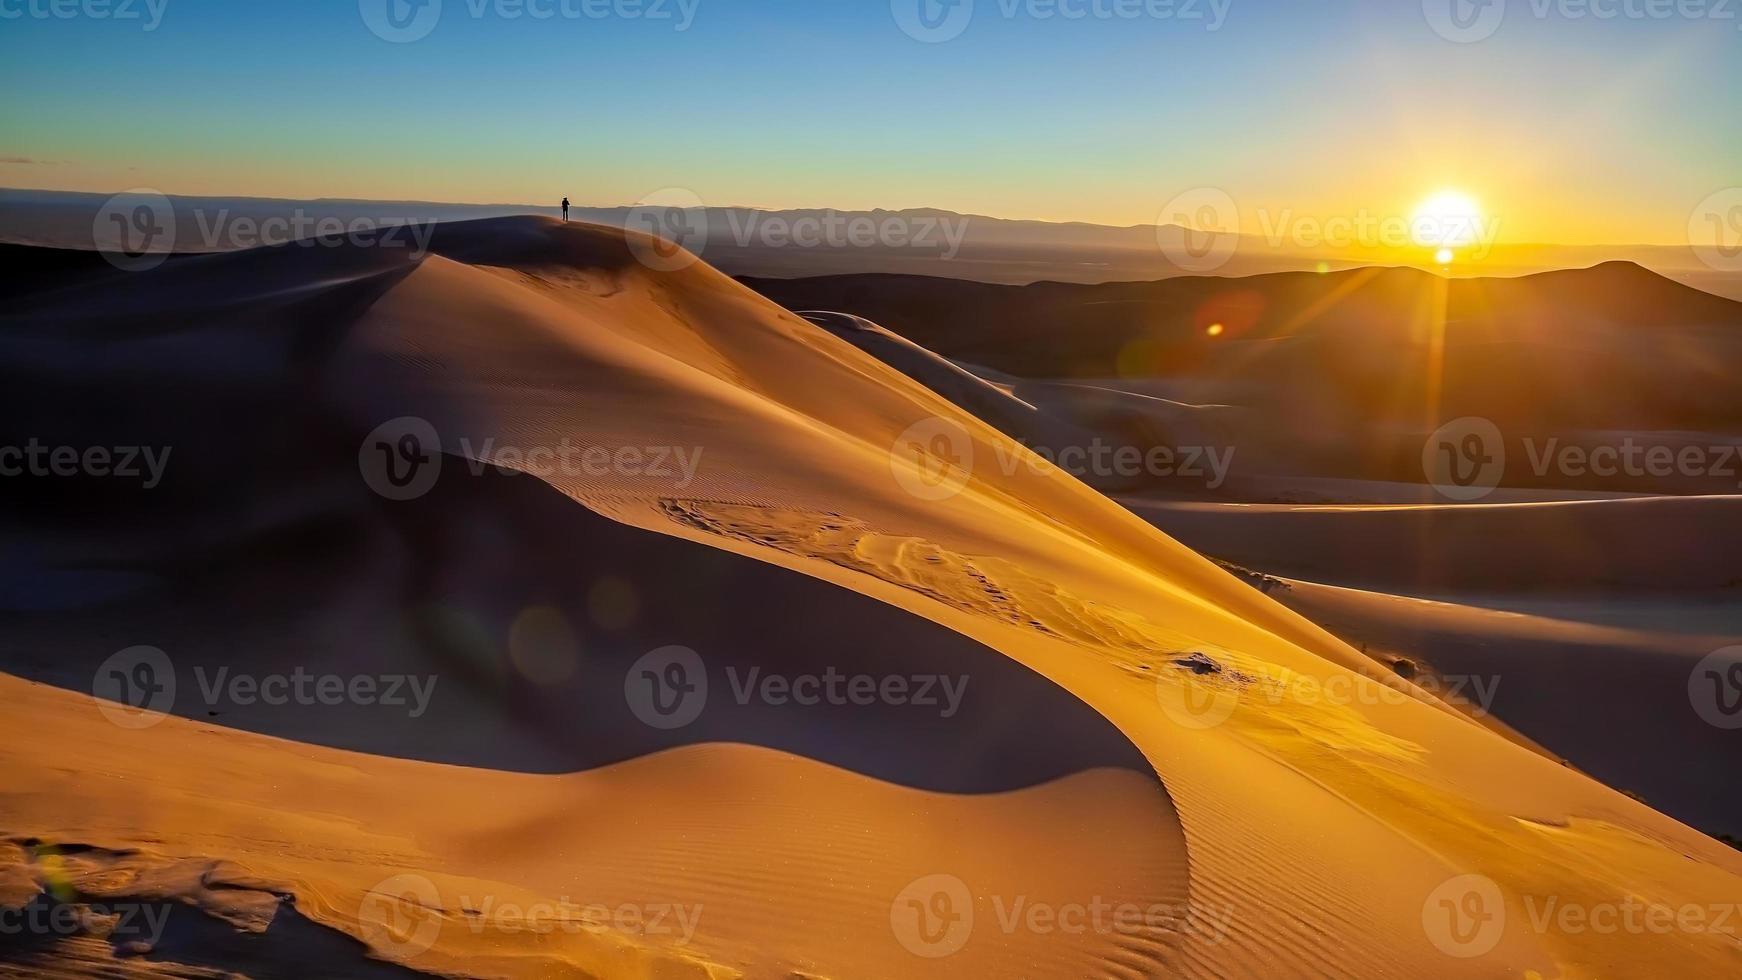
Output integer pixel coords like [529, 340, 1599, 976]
[561, 197, 570, 222]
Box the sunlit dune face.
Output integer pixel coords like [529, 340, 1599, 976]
[1411, 190, 1484, 249]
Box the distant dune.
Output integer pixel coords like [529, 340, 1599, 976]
[2, 219, 1739, 978]
[748, 263, 1742, 494]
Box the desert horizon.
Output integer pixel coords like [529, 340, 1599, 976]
[4, 2, 1742, 978]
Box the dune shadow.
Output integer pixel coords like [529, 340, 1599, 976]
[2, 458, 1156, 794]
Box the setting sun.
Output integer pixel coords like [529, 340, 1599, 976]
[1412, 190, 1485, 249]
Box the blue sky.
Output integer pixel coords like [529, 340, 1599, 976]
[2, 0, 1737, 241]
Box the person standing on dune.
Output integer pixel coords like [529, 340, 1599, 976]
[561, 197, 570, 222]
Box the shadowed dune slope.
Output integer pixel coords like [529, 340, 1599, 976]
[1127, 495, 1742, 593]
[746, 264, 1742, 456]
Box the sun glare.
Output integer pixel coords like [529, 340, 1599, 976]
[1412, 190, 1483, 249]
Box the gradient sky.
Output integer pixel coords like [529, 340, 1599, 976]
[3, 0, 1737, 244]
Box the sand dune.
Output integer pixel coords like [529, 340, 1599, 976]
[3, 218, 1740, 978]
[1124, 493, 1742, 840]
[748, 264, 1742, 494]
[1126, 494, 1742, 593]
[1252, 577, 1741, 838]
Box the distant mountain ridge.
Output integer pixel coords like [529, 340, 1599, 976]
[3, 186, 1735, 298]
